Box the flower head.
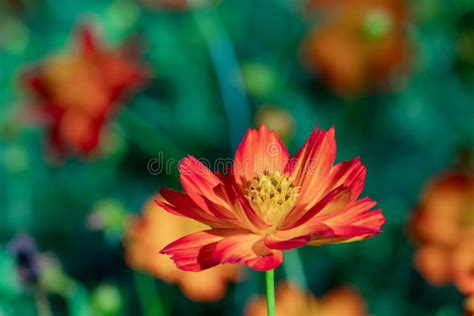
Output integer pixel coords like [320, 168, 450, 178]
[124, 195, 240, 301]
[159, 125, 385, 271]
[245, 282, 368, 316]
[23, 24, 147, 158]
[302, 0, 409, 97]
[410, 172, 474, 295]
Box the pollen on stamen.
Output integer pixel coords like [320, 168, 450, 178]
[246, 171, 299, 229]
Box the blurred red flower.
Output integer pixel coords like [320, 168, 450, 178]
[124, 195, 240, 302]
[158, 125, 385, 272]
[23, 25, 147, 158]
[411, 172, 474, 295]
[245, 282, 368, 316]
[302, 0, 410, 98]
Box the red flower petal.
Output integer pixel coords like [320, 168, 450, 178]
[78, 24, 99, 56]
[213, 179, 270, 231]
[282, 186, 351, 230]
[308, 198, 386, 245]
[325, 158, 366, 201]
[157, 189, 234, 228]
[233, 125, 289, 188]
[160, 229, 238, 272]
[286, 127, 336, 212]
[212, 233, 283, 271]
[265, 188, 350, 250]
[265, 192, 384, 250]
[179, 156, 236, 220]
[178, 156, 269, 231]
[23, 69, 50, 98]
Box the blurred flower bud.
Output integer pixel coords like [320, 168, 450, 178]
[7, 233, 40, 287]
[242, 63, 277, 98]
[39, 255, 72, 296]
[88, 199, 129, 241]
[255, 105, 294, 143]
[92, 284, 123, 316]
[106, 1, 139, 32]
[363, 9, 393, 40]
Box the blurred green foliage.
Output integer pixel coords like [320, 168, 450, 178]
[1, 0, 474, 315]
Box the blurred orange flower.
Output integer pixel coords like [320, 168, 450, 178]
[410, 172, 474, 295]
[302, 0, 409, 97]
[245, 282, 367, 316]
[124, 195, 240, 302]
[23, 25, 147, 158]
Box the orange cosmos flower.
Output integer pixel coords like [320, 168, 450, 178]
[124, 195, 239, 302]
[411, 172, 474, 295]
[23, 24, 147, 158]
[158, 125, 385, 271]
[302, 0, 409, 97]
[245, 282, 367, 316]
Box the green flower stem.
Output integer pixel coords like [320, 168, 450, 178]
[265, 270, 276, 316]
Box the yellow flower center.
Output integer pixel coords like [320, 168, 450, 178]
[246, 170, 299, 230]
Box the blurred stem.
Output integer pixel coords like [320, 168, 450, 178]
[282, 249, 308, 290]
[191, 7, 251, 153]
[133, 271, 166, 316]
[34, 288, 52, 316]
[265, 270, 275, 316]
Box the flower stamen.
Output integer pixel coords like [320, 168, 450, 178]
[246, 170, 299, 231]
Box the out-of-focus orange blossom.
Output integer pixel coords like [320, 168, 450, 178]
[302, 0, 410, 98]
[410, 172, 474, 296]
[23, 24, 147, 158]
[245, 282, 367, 316]
[124, 195, 240, 302]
